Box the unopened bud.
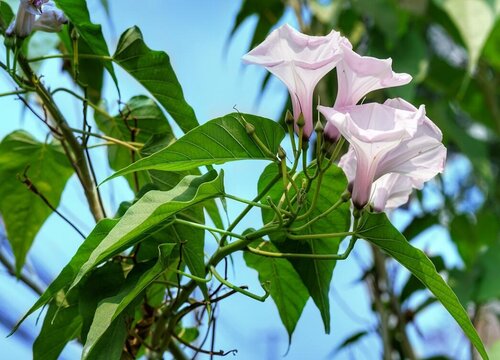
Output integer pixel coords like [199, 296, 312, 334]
[296, 113, 305, 128]
[285, 110, 294, 126]
[278, 147, 286, 160]
[341, 190, 351, 202]
[71, 27, 80, 41]
[314, 120, 324, 133]
[245, 122, 255, 135]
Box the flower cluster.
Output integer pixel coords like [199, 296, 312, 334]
[243, 24, 446, 212]
[6, 0, 67, 38]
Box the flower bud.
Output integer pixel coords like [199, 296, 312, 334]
[296, 113, 305, 129]
[245, 122, 255, 135]
[277, 147, 286, 160]
[314, 120, 324, 133]
[285, 110, 294, 126]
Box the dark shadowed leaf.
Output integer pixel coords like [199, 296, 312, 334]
[82, 244, 175, 359]
[0, 1, 14, 35]
[32, 297, 82, 360]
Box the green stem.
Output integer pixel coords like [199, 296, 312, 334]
[322, 137, 345, 172]
[167, 341, 189, 360]
[210, 266, 269, 302]
[173, 218, 245, 240]
[27, 53, 113, 63]
[170, 268, 212, 283]
[266, 197, 284, 227]
[295, 168, 326, 221]
[219, 173, 281, 246]
[51, 87, 115, 121]
[294, 192, 349, 230]
[16, 54, 105, 221]
[0, 89, 28, 97]
[70, 127, 140, 151]
[286, 231, 354, 240]
[280, 157, 294, 211]
[246, 236, 357, 260]
[223, 193, 290, 216]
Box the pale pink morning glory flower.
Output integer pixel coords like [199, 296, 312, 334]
[323, 42, 412, 143]
[32, 2, 67, 33]
[7, 0, 66, 37]
[334, 42, 412, 109]
[243, 24, 347, 139]
[319, 99, 446, 210]
[340, 148, 419, 211]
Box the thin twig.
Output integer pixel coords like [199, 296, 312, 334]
[0, 251, 43, 295]
[18, 169, 86, 239]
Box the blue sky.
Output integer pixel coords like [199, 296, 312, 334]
[0, 1, 467, 359]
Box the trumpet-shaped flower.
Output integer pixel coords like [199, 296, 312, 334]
[334, 43, 412, 109]
[340, 148, 420, 211]
[243, 24, 346, 139]
[319, 98, 446, 210]
[32, 2, 67, 33]
[6, 0, 65, 37]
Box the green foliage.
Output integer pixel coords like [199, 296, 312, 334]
[230, 0, 285, 51]
[113, 26, 199, 133]
[68, 170, 223, 293]
[256, 163, 351, 334]
[94, 95, 174, 190]
[244, 240, 309, 342]
[0, 131, 73, 273]
[82, 244, 175, 359]
[106, 113, 285, 180]
[434, 0, 500, 72]
[450, 211, 499, 266]
[52, 0, 117, 86]
[0, 0, 13, 35]
[2, 0, 498, 357]
[59, 26, 104, 104]
[32, 297, 82, 360]
[14, 171, 223, 332]
[357, 211, 489, 360]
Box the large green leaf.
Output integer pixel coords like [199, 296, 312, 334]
[52, 0, 117, 86]
[32, 299, 82, 360]
[68, 170, 224, 292]
[78, 262, 126, 344]
[113, 26, 198, 133]
[106, 112, 285, 180]
[434, 0, 500, 72]
[82, 244, 175, 359]
[0, 131, 73, 273]
[257, 164, 351, 333]
[357, 211, 489, 360]
[13, 170, 223, 332]
[84, 314, 128, 360]
[244, 241, 309, 342]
